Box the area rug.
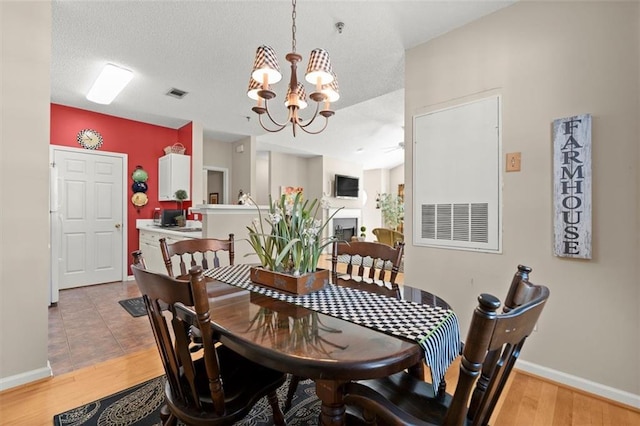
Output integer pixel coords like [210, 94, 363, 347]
[53, 375, 320, 425]
[118, 297, 147, 317]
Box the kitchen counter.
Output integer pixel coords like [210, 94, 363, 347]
[136, 219, 203, 239]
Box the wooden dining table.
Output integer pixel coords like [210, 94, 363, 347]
[178, 264, 459, 426]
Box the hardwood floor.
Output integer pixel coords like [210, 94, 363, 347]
[0, 260, 638, 425]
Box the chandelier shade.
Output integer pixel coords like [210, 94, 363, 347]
[247, 0, 339, 136]
[247, 78, 263, 101]
[305, 48, 334, 86]
[285, 82, 308, 109]
[321, 77, 340, 103]
[251, 45, 282, 85]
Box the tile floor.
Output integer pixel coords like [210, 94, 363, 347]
[48, 280, 155, 375]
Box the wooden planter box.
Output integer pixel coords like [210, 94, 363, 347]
[249, 267, 329, 295]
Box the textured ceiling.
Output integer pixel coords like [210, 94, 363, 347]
[51, 0, 515, 170]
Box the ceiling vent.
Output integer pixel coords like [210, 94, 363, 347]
[166, 88, 188, 99]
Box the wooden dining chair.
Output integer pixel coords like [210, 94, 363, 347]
[286, 240, 407, 412]
[331, 240, 405, 299]
[131, 260, 287, 426]
[160, 234, 234, 278]
[342, 264, 550, 426]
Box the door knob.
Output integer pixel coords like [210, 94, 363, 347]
[115, 223, 121, 229]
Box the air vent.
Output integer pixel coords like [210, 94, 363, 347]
[166, 88, 188, 99]
[421, 202, 488, 244]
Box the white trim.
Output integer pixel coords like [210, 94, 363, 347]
[516, 360, 640, 409]
[0, 363, 52, 391]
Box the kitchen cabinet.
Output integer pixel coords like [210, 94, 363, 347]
[158, 153, 191, 201]
[139, 228, 197, 274]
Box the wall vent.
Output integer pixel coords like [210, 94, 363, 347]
[166, 88, 188, 99]
[421, 203, 488, 244]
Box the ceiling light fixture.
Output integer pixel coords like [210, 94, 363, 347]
[247, 0, 339, 136]
[86, 63, 133, 105]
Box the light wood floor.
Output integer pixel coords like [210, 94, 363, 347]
[1, 347, 638, 426]
[1, 257, 638, 425]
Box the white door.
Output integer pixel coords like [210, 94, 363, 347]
[51, 147, 126, 290]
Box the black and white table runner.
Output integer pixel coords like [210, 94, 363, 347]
[204, 264, 460, 392]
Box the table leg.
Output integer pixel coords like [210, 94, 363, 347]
[315, 379, 347, 426]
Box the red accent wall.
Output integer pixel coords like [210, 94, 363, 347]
[50, 104, 193, 272]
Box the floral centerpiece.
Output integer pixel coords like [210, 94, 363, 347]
[247, 192, 340, 279]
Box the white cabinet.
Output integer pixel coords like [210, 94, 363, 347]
[158, 153, 191, 201]
[139, 229, 196, 274]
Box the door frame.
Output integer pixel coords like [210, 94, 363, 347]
[50, 146, 128, 302]
[203, 166, 229, 204]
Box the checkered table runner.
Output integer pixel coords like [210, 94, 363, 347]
[204, 264, 460, 392]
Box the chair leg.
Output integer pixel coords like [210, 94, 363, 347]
[267, 390, 286, 425]
[160, 404, 176, 426]
[284, 375, 301, 411]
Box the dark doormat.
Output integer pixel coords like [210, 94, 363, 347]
[118, 297, 147, 317]
[53, 375, 320, 425]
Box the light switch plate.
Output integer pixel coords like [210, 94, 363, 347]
[506, 152, 521, 172]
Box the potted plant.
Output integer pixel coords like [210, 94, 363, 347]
[245, 192, 341, 294]
[378, 193, 404, 231]
[174, 189, 188, 213]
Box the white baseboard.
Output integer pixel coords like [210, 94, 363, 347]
[0, 362, 52, 392]
[127, 274, 135, 281]
[516, 360, 640, 409]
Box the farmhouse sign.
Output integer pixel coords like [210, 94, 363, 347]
[553, 113, 592, 259]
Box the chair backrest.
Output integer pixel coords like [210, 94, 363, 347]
[445, 264, 550, 425]
[130, 262, 228, 415]
[160, 234, 234, 277]
[372, 228, 404, 247]
[331, 240, 404, 298]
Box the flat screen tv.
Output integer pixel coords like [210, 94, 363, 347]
[335, 174, 359, 199]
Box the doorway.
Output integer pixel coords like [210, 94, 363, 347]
[50, 146, 127, 300]
[202, 166, 229, 204]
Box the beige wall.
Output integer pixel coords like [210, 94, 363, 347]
[389, 164, 404, 197]
[231, 137, 255, 203]
[405, 1, 639, 398]
[268, 152, 314, 200]
[0, 1, 52, 388]
[203, 138, 233, 171]
[362, 169, 387, 234]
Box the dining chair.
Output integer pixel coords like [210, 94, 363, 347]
[131, 260, 287, 426]
[286, 240, 407, 412]
[342, 264, 550, 426]
[160, 233, 234, 278]
[331, 240, 405, 299]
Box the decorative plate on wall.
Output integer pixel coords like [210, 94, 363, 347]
[77, 129, 104, 150]
[132, 181, 148, 193]
[131, 166, 149, 182]
[131, 192, 148, 207]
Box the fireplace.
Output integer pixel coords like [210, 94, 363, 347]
[328, 208, 362, 243]
[334, 218, 357, 242]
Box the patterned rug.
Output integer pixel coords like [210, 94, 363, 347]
[53, 375, 320, 425]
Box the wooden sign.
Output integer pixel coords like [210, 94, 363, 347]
[553, 113, 592, 259]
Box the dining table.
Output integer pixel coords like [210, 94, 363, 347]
[178, 264, 460, 426]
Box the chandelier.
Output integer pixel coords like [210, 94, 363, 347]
[247, 0, 339, 136]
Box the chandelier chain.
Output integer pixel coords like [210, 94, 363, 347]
[291, 0, 297, 53]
